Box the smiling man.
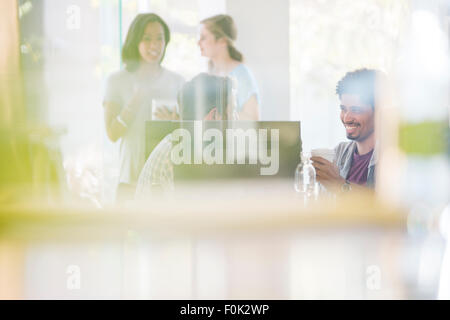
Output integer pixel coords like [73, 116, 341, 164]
[312, 69, 379, 191]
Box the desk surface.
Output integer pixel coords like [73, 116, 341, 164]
[0, 180, 406, 241]
[0, 181, 426, 300]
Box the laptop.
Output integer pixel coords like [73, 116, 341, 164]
[145, 120, 301, 181]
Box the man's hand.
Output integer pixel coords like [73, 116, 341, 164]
[311, 156, 345, 190]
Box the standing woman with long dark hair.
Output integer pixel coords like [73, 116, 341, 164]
[103, 13, 184, 200]
[198, 14, 260, 120]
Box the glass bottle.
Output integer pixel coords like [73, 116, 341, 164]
[229, 76, 239, 120]
[294, 152, 318, 200]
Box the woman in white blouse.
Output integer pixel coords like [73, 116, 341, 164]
[103, 13, 184, 201]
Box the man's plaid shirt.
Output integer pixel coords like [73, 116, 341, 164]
[135, 134, 174, 199]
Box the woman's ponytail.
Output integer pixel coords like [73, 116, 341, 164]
[227, 44, 243, 62]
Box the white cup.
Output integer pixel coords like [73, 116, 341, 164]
[311, 148, 335, 163]
[151, 99, 178, 120]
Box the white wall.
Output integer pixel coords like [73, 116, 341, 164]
[227, 0, 290, 120]
[198, 0, 226, 20]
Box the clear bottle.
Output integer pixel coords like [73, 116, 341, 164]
[294, 152, 318, 200]
[229, 76, 239, 120]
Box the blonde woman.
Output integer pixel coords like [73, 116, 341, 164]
[198, 14, 260, 120]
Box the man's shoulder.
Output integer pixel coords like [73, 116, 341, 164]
[334, 141, 355, 154]
[334, 141, 356, 169]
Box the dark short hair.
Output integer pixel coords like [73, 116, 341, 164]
[178, 73, 232, 120]
[121, 13, 170, 72]
[336, 68, 378, 109]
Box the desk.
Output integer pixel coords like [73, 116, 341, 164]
[0, 181, 412, 299]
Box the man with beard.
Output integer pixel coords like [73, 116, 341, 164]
[312, 69, 378, 192]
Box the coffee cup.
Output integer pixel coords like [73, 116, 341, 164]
[311, 148, 335, 163]
[151, 98, 178, 120]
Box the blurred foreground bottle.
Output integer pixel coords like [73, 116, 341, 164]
[378, 5, 449, 210]
[294, 152, 318, 201]
[0, 0, 65, 204]
[376, 3, 449, 299]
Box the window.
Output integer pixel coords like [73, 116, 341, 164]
[289, 0, 409, 150]
[18, 0, 224, 206]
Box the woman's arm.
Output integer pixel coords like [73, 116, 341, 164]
[103, 90, 144, 142]
[104, 102, 126, 142]
[237, 95, 260, 120]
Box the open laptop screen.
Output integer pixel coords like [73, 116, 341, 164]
[145, 121, 301, 181]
